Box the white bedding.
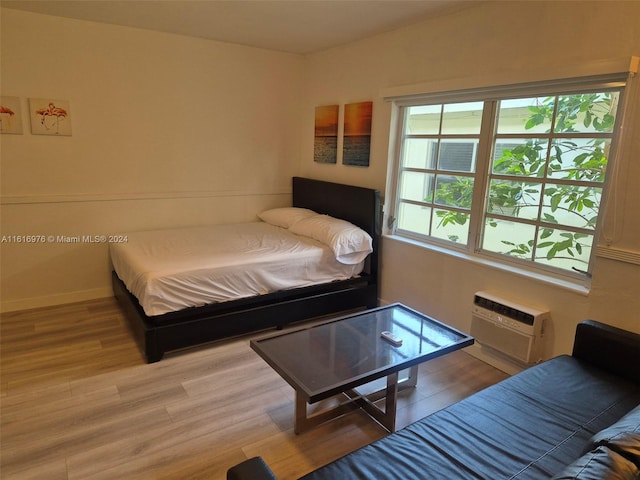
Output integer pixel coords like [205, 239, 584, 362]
[110, 222, 366, 316]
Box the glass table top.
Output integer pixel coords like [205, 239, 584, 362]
[250, 303, 474, 403]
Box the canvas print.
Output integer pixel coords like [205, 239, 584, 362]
[343, 101, 372, 167]
[0, 96, 23, 134]
[314, 104, 339, 164]
[29, 98, 72, 136]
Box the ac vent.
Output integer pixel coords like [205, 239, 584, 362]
[473, 294, 535, 326]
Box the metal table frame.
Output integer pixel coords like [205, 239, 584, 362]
[251, 303, 473, 433]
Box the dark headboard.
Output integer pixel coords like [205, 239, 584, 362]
[292, 177, 381, 278]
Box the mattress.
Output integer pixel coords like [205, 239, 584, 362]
[110, 222, 365, 316]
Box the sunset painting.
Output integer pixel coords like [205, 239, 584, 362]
[0, 96, 23, 135]
[314, 104, 339, 163]
[343, 101, 372, 166]
[29, 98, 72, 136]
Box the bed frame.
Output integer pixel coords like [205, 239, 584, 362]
[112, 177, 382, 362]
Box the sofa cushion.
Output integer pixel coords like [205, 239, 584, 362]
[300, 356, 640, 480]
[551, 446, 639, 480]
[588, 405, 640, 466]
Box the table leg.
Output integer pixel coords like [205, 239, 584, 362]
[354, 371, 399, 432]
[401, 365, 419, 389]
[295, 391, 359, 434]
[294, 371, 403, 434]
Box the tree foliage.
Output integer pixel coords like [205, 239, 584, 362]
[434, 93, 615, 270]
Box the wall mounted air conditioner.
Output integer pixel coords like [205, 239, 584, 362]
[471, 291, 550, 364]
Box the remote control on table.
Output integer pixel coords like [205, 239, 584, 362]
[380, 330, 403, 346]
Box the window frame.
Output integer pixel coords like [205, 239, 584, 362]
[387, 73, 629, 284]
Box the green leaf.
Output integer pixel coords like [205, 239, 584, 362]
[559, 239, 573, 250]
[525, 114, 544, 130]
[537, 241, 554, 248]
[602, 113, 615, 130]
[554, 145, 563, 159]
[573, 153, 589, 165]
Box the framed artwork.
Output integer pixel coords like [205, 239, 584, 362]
[29, 98, 72, 136]
[0, 96, 23, 134]
[314, 104, 339, 164]
[343, 101, 372, 167]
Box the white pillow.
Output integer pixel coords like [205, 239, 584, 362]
[289, 215, 373, 265]
[258, 207, 318, 229]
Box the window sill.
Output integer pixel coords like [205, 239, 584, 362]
[383, 233, 591, 297]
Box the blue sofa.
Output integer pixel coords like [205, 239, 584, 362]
[228, 320, 640, 479]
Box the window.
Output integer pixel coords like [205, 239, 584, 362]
[390, 76, 626, 280]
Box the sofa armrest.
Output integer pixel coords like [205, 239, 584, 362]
[227, 457, 277, 480]
[572, 320, 640, 383]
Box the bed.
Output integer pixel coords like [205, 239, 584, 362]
[112, 177, 381, 362]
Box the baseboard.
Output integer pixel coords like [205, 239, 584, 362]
[1, 287, 113, 313]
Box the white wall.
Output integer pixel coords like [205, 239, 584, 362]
[0, 8, 303, 310]
[2, 3, 639, 362]
[301, 0, 640, 361]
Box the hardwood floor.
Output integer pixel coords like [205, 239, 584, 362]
[1, 298, 509, 479]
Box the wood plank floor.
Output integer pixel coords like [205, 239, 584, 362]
[1, 298, 509, 479]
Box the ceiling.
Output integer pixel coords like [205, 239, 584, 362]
[1, 0, 470, 54]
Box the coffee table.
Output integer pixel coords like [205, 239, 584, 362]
[250, 303, 474, 433]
